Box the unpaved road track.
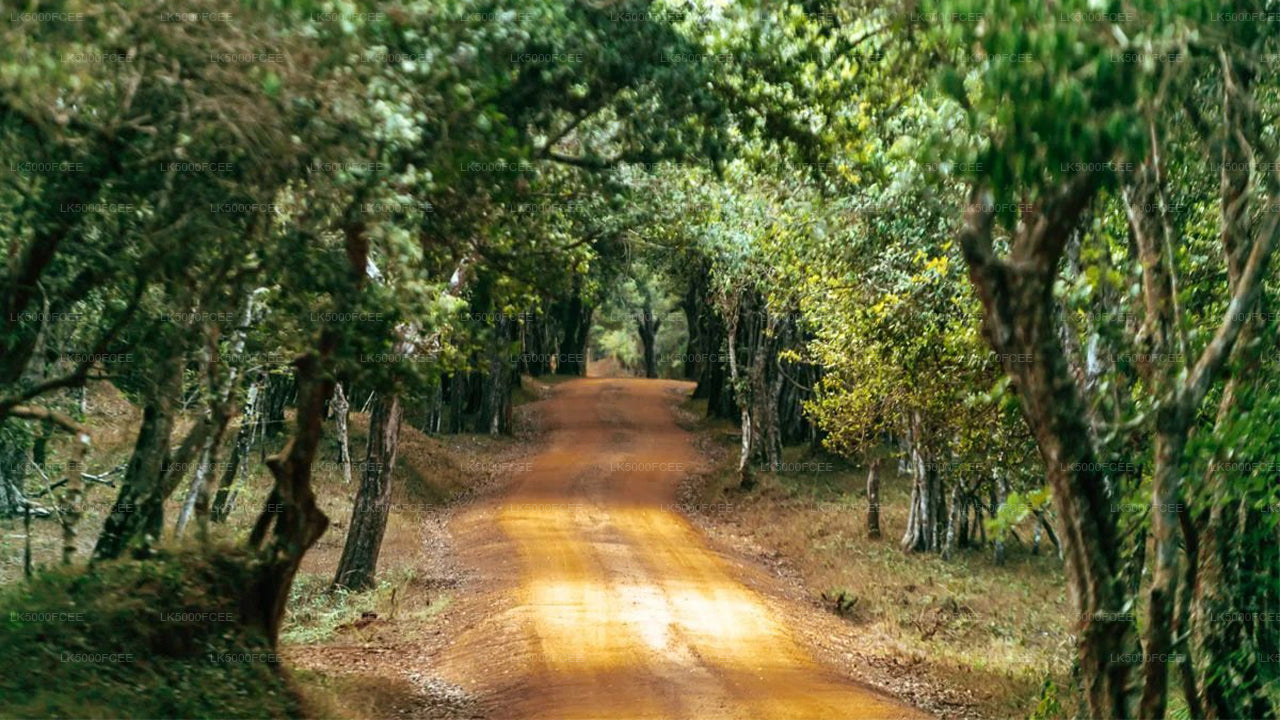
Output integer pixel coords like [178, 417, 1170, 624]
[437, 378, 926, 720]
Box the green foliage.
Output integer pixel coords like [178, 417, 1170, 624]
[1030, 674, 1064, 720]
[282, 568, 429, 645]
[987, 488, 1052, 542]
[0, 545, 302, 719]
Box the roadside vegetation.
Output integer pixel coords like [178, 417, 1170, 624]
[0, 545, 307, 719]
[684, 405, 1074, 719]
[0, 382, 526, 716]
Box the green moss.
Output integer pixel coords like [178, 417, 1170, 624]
[0, 544, 305, 719]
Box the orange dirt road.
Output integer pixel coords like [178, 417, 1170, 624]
[436, 378, 927, 720]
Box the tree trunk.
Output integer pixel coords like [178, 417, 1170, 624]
[866, 457, 881, 539]
[174, 436, 217, 538]
[1137, 428, 1184, 719]
[760, 311, 792, 472]
[55, 426, 90, 565]
[0, 421, 30, 518]
[993, 473, 1009, 565]
[447, 372, 467, 433]
[901, 410, 940, 553]
[556, 288, 592, 376]
[692, 289, 726, 400]
[177, 304, 258, 537]
[703, 346, 736, 418]
[332, 392, 403, 591]
[751, 330, 774, 472]
[636, 301, 661, 379]
[521, 312, 552, 376]
[93, 354, 184, 561]
[425, 376, 444, 434]
[212, 373, 264, 523]
[479, 317, 513, 435]
[175, 439, 213, 538]
[174, 363, 244, 538]
[1188, 65, 1278, 717]
[725, 297, 755, 488]
[1035, 510, 1062, 559]
[681, 283, 701, 381]
[778, 361, 815, 445]
[943, 484, 960, 560]
[332, 382, 352, 484]
[260, 371, 293, 442]
[958, 180, 1136, 719]
[243, 347, 333, 647]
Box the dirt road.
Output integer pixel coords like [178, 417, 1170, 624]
[437, 378, 926, 719]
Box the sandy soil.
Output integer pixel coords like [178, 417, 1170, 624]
[432, 378, 929, 719]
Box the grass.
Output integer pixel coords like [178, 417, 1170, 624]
[0, 544, 309, 720]
[682, 397, 1077, 719]
[283, 567, 452, 645]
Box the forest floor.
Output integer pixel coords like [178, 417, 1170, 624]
[677, 400, 1077, 720]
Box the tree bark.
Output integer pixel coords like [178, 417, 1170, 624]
[55, 426, 90, 565]
[261, 371, 294, 442]
[177, 300, 259, 537]
[1121, 101, 1279, 717]
[479, 317, 513, 435]
[993, 473, 1010, 565]
[724, 296, 755, 488]
[0, 421, 30, 518]
[332, 382, 353, 484]
[636, 301, 661, 379]
[93, 354, 184, 561]
[243, 347, 333, 647]
[332, 392, 403, 591]
[556, 288, 592, 376]
[957, 180, 1136, 719]
[866, 457, 881, 539]
[1188, 58, 1278, 720]
[943, 484, 960, 560]
[447, 372, 467, 433]
[211, 373, 263, 523]
[761, 311, 793, 471]
[681, 278, 701, 381]
[901, 410, 940, 553]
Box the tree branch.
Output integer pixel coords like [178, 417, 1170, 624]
[1181, 203, 1279, 412]
[8, 404, 88, 437]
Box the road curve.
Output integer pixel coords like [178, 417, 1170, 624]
[436, 378, 927, 720]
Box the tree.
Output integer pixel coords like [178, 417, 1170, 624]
[921, 0, 1280, 714]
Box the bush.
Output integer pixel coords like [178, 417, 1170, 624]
[0, 544, 306, 719]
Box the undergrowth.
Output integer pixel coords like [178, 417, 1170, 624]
[283, 567, 429, 645]
[0, 544, 306, 719]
